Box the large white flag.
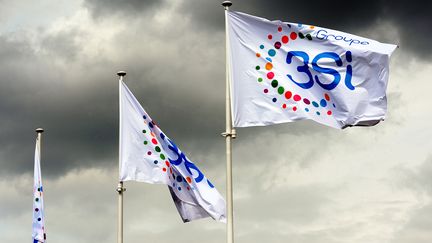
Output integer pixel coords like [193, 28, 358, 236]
[227, 11, 397, 129]
[119, 81, 226, 222]
[33, 136, 46, 243]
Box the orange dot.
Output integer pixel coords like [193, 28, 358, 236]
[186, 177, 192, 183]
[256, 53, 261, 57]
[265, 62, 273, 70]
[324, 93, 330, 101]
[310, 26, 315, 29]
[150, 132, 155, 137]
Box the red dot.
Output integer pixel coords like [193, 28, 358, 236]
[293, 94, 301, 101]
[187, 187, 190, 191]
[293, 106, 297, 111]
[268, 34, 273, 40]
[267, 72, 274, 79]
[284, 91, 292, 99]
[264, 89, 269, 93]
[162, 168, 167, 172]
[170, 168, 173, 174]
[278, 26, 282, 32]
[282, 104, 287, 109]
[327, 110, 332, 115]
[290, 32, 297, 40]
[165, 161, 170, 167]
[281, 35, 289, 44]
[325, 93, 330, 101]
[151, 138, 158, 145]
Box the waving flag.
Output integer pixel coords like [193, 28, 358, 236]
[33, 135, 46, 243]
[119, 81, 226, 222]
[227, 11, 397, 129]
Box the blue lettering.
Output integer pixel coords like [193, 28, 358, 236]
[312, 52, 342, 90]
[286, 51, 314, 89]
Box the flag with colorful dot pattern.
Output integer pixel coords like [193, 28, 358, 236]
[119, 81, 226, 223]
[32, 136, 46, 243]
[227, 11, 397, 129]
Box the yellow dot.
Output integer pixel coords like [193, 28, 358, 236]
[265, 62, 273, 70]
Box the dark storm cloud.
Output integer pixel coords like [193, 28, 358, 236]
[83, 0, 167, 18]
[178, 0, 431, 59]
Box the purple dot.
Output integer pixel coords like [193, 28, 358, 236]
[303, 98, 310, 105]
[147, 151, 152, 155]
[274, 41, 282, 49]
[264, 89, 269, 93]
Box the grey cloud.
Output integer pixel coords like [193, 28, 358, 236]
[83, 0, 167, 18]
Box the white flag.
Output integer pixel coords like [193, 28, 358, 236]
[33, 136, 46, 243]
[227, 11, 397, 129]
[119, 81, 226, 222]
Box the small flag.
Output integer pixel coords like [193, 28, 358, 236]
[32, 136, 46, 243]
[119, 81, 226, 222]
[227, 11, 397, 129]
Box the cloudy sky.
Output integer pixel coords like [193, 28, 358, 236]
[1, 0, 431, 242]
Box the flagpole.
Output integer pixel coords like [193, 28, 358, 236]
[222, 2, 236, 243]
[117, 71, 127, 243]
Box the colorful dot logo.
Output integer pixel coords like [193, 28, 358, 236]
[141, 114, 195, 193]
[254, 24, 336, 117]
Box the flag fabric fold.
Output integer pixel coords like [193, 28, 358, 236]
[119, 80, 226, 223]
[227, 11, 397, 129]
[32, 137, 46, 243]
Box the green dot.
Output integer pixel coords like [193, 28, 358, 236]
[306, 34, 312, 40]
[142, 129, 146, 133]
[255, 66, 260, 70]
[258, 77, 263, 82]
[160, 154, 166, 160]
[271, 79, 278, 88]
[278, 86, 285, 94]
[35, 198, 39, 202]
[299, 32, 305, 39]
[155, 146, 161, 152]
[144, 141, 148, 145]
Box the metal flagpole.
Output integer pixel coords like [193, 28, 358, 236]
[221, 2, 236, 243]
[117, 71, 127, 243]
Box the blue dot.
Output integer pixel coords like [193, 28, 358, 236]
[160, 133, 165, 140]
[316, 111, 321, 115]
[178, 187, 182, 191]
[143, 115, 147, 119]
[268, 49, 276, 57]
[305, 108, 309, 112]
[266, 57, 272, 62]
[312, 101, 319, 107]
[333, 103, 336, 108]
[272, 98, 277, 102]
[37, 218, 41, 221]
[148, 122, 154, 128]
[153, 160, 158, 164]
[320, 99, 327, 107]
[176, 176, 183, 183]
[260, 45, 264, 49]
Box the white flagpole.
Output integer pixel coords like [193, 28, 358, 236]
[222, 1, 236, 243]
[117, 71, 127, 243]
